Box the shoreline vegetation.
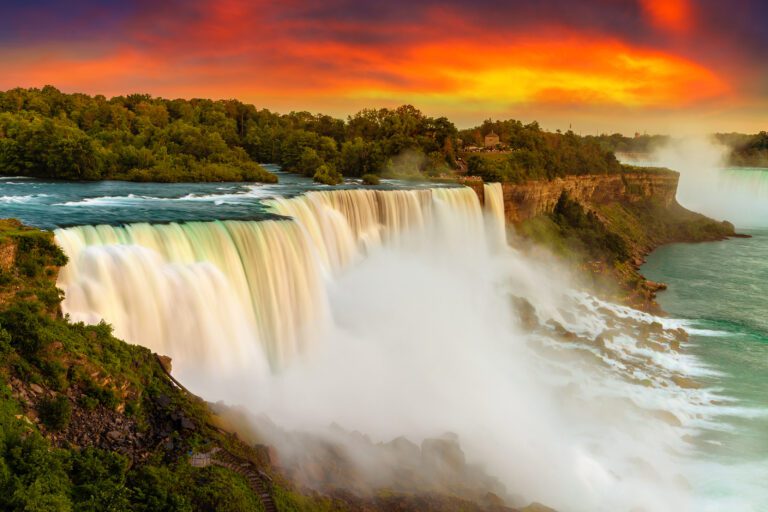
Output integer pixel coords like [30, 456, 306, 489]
[504, 181, 736, 311]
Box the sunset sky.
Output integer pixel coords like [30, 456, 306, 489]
[1, 0, 766, 133]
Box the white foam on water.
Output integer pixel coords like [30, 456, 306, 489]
[0, 194, 50, 203]
[53, 185, 276, 207]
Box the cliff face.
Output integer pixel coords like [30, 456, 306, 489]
[465, 171, 735, 311]
[467, 171, 679, 224]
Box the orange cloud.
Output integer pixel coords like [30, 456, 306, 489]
[268, 37, 728, 112]
[0, 0, 731, 125]
[640, 0, 692, 33]
[0, 34, 728, 114]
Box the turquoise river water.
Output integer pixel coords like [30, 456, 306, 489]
[643, 167, 768, 510]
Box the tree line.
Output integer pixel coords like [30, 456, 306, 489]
[0, 87, 459, 184]
[0, 86, 670, 184]
[583, 131, 768, 168]
[715, 131, 768, 167]
[459, 119, 627, 183]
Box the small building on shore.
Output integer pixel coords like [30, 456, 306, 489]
[484, 131, 500, 148]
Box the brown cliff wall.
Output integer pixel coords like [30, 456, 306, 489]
[463, 171, 734, 311]
[465, 171, 679, 224]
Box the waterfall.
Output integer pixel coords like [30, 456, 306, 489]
[265, 188, 432, 274]
[55, 186, 501, 379]
[53, 182, 741, 510]
[483, 182, 506, 247]
[638, 137, 768, 228]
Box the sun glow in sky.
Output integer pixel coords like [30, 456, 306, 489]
[0, 0, 766, 133]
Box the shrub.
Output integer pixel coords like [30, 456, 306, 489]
[38, 395, 72, 431]
[1, 302, 46, 355]
[361, 173, 380, 185]
[313, 164, 343, 185]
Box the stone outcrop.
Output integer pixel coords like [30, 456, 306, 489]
[465, 171, 679, 224]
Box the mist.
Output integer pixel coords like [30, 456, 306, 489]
[202, 196, 704, 511]
[56, 187, 748, 511]
[640, 136, 768, 229]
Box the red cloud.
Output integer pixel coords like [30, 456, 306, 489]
[640, 0, 693, 33]
[0, 0, 738, 124]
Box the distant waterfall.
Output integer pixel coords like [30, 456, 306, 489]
[55, 186, 503, 377]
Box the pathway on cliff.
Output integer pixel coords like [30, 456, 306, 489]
[190, 447, 278, 512]
[158, 355, 278, 511]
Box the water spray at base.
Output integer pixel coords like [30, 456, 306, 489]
[54, 184, 746, 511]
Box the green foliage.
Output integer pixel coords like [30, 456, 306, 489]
[552, 192, 630, 263]
[313, 165, 343, 185]
[461, 120, 625, 182]
[717, 131, 768, 167]
[1, 301, 47, 355]
[70, 448, 131, 511]
[297, 147, 324, 177]
[522, 192, 629, 264]
[38, 396, 72, 431]
[125, 463, 274, 512]
[1, 87, 644, 184]
[271, 485, 339, 512]
[467, 155, 505, 182]
[0, 88, 464, 183]
[0, 88, 276, 183]
[584, 132, 670, 155]
[0, 220, 282, 511]
[361, 173, 380, 185]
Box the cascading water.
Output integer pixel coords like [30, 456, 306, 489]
[54, 184, 743, 511]
[55, 219, 328, 373]
[56, 187, 493, 377]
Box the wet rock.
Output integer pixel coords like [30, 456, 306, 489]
[651, 410, 683, 427]
[30, 383, 44, 395]
[521, 503, 557, 512]
[547, 320, 577, 341]
[511, 296, 539, 331]
[672, 328, 689, 342]
[421, 433, 466, 477]
[483, 492, 506, 507]
[638, 339, 666, 352]
[671, 375, 701, 389]
[385, 436, 421, 467]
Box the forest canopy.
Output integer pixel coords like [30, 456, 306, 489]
[459, 119, 626, 182]
[1, 86, 644, 184]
